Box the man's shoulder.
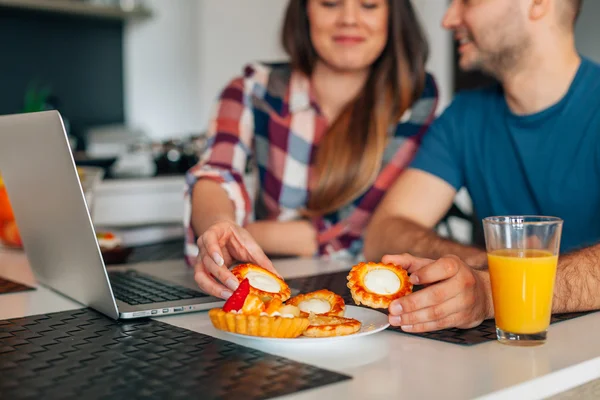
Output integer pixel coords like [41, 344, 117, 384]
[579, 57, 600, 91]
[564, 57, 600, 118]
[582, 56, 600, 73]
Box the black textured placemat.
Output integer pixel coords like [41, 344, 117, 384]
[0, 276, 35, 295]
[0, 308, 351, 400]
[287, 271, 598, 346]
[288, 271, 355, 305]
[387, 311, 598, 345]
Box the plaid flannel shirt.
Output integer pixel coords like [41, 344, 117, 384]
[183, 63, 438, 265]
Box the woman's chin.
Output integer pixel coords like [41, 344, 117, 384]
[323, 59, 372, 74]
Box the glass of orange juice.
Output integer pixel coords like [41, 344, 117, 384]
[483, 216, 563, 346]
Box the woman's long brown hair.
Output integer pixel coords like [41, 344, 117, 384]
[282, 0, 429, 216]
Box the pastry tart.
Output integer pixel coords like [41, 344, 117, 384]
[303, 315, 361, 338]
[231, 263, 291, 302]
[209, 279, 309, 338]
[347, 262, 412, 309]
[286, 289, 345, 317]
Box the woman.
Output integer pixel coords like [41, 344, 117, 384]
[184, 0, 438, 299]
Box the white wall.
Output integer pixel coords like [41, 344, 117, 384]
[575, 0, 600, 63]
[413, 0, 453, 112]
[196, 1, 289, 129]
[124, 0, 288, 140]
[124, 0, 202, 140]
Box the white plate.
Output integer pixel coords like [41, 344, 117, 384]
[222, 305, 390, 343]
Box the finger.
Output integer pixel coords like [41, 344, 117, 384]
[409, 256, 462, 286]
[202, 253, 239, 291]
[202, 230, 227, 268]
[193, 262, 233, 299]
[389, 278, 457, 315]
[381, 253, 434, 274]
[389, 294, 466, 327]
[199, 234, 233, 266]
[196, 235, 206, 261]
[397, 312, 471, 333]
[200, 230, 239, 290]
[220, 250, 234, 267]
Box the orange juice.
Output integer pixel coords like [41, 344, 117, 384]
[487, 249, 558, 334]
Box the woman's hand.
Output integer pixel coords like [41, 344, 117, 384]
[194, 220, 277, 299]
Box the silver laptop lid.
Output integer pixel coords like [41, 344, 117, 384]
[0, 111, 119, 319]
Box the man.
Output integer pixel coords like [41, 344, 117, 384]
[363, 0, 600, 332]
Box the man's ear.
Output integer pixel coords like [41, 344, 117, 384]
[529, 0, 551, 22]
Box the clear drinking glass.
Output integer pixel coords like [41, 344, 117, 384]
[482, 216, 563, 346]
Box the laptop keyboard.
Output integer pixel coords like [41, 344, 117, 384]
[108, 270, 207, 306]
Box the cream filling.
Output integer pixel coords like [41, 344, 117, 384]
[364, 269, 401, 295]
[298, 299, 331, 314]
[245, 271, 280, 293]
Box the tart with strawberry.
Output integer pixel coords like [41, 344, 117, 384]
[230, 263, 291, 302]
[209, 279, 309, 338]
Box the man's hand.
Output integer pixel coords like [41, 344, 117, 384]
[385, 253, 492, 332]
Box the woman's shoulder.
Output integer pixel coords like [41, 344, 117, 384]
[242, 61, 292, 77]
[391, 71, 439, 137]
[406, 71, 439, 118]
[421, 71, 439, 101]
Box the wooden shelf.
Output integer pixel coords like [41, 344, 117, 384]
[0, 0, 152, 21]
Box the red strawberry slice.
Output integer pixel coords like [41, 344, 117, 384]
[223, 278, 250, 312]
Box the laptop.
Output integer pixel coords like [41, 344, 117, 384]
[0, 110, 224, 319]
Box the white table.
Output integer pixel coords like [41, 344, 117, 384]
[1, 248, 600, 400]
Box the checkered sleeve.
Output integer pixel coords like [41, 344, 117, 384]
[183, 76, 255, 265]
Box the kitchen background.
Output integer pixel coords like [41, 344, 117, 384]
[0, 0, 598, 260]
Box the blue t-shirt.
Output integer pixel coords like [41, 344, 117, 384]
[411, 57, 600, 253]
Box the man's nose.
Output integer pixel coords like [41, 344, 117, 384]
[442, 0, 462, 31]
